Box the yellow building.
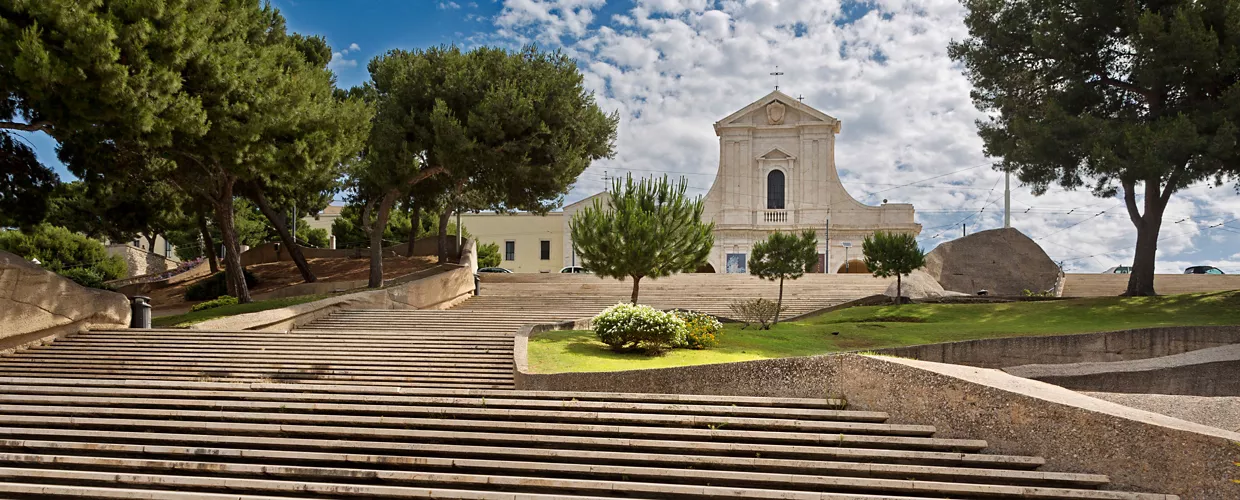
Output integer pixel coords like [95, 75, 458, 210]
[460, 212, 566, 273]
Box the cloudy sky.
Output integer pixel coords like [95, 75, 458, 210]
[18, 0, 1240, 272]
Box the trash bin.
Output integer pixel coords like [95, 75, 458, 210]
[474, 274, 481, 296]
[130, 296, 152, 329]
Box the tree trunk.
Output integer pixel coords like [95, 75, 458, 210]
[1122, 178, 1169, 297]
[774, 277, 784, 325]
[437, 209, 451, 264]
[630, 275, 642, 304]
[211, 185, 251, 303]
[196, 213, 219, 274]
[895, 274, 902, 304]
[251, 187, 316, 283]
[367, 191, 399, 288]
[406, 198, 420, 257]
[1126, 219, 1162, 296]
[144, 233, 157, 255]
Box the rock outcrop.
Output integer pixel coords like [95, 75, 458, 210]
[923, 227, 1059, 296]
[884, 270, 964, 299]
[0, 250, 131, 347]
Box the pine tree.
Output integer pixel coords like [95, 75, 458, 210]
[862, 231, 926, 304]
[570, 175, 715, 304]
[749, 230, 818, 326]
[950, 0, 1240, 295]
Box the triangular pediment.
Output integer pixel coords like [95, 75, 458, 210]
[757, 146, 796, 160]
[714, 90, 840, 131]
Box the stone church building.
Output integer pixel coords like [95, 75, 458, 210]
[461, 90, 921, 274]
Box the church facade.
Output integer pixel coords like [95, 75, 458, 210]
[698, 90, 921, 274]
[461, 91, 921, 273]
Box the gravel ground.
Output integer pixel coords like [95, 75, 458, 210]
[1084, 391, 1240, 433]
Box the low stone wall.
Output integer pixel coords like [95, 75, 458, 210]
[105, 245, 176, 278]
[0, 250, 131, 352]
[195, 239, 478, 331]
[514, 346, 1240, 499]
[1006, 344, 1240, 397]
[873, 325, 1240, 368]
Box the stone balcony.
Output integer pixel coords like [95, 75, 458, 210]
[756, 209, 793, 225]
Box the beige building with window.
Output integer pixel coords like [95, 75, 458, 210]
[460, 91, 921, 273]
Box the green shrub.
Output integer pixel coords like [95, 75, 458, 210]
[190, 295, 239, 312]
[673, 310, 722, 349]
[0, 225, 128, 282]
[58, 267, 110, 289]
[478, 242, 501, 268]
[186, 269, 258, 301]
[728, 298, 785, 330]
[593, 303, 686, 353]
[301, 228, 329, 248]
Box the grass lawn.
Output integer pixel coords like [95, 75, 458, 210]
[527, 291, 1240, 373]
[151, 294, 334, 328]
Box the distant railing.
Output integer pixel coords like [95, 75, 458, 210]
[758, 210, 792, 224]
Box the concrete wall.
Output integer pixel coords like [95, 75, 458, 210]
[1005, 344, 1240, 397]
[0, 250, 131, 352]
[512, 339, 1240, 499]
[461, 212, 563, 273]
[873, 326, 1240, 368]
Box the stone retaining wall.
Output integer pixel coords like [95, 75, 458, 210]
[238, 237, 458, 267]
[873, 326, 1240, 368]
[513, 333, 1240, 498]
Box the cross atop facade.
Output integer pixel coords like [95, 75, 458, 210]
[770, 66, 784, 90]
[797, 94, 805, 103]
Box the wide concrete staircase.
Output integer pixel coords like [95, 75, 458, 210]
[472, 273, 894, 319]
[0, 328, 514, 389]
[0, 376, 1175, 499]
[1061, 273, 1240, 297]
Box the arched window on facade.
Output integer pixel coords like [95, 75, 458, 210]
[767, 170, 785, 209]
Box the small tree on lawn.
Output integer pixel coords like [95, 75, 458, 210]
[749, 230, 818, 326]
[570, 175, 714, 304]
[862, 231, 926, 304]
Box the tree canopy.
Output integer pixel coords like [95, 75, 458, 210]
[570, 175, 715, 304]
[351, 44, 618, 286]
[950, 0, 1240, 295]
[749, 230, 818, 325]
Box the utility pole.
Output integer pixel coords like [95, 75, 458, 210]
[456, 207, 463, 253]
[963, 223, 967, 237]
[823, 218, 830, 274]
[1004, 170, 1011, 228]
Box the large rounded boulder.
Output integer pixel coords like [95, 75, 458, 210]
[1, 250, 131, 346]
[923, 227, 1059, 296]
[884, 270, 957, 299]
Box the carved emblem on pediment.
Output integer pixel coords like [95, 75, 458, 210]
[766, 101, 786, 125]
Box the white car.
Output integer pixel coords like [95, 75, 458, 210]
[559, 266, 591, 274]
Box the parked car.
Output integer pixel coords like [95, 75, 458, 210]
[1183, 266, 1225, 275]
[559, 266, 591, 274]
[477, 267, 512, 273]
[1103, 266, 1132, 274]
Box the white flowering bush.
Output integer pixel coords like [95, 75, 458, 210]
[593, 303, 687, 353]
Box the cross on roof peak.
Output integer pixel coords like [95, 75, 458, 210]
[770, 66, 784, 90]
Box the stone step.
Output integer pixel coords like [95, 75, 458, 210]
[0, 373, 513, 388]
[58, 336, 516, 345]
[0, 395, 919, 435]
[0, 385, 864, 421]
[0, 436, 1110, 489]
[0, 364, 513, 379]
[16, 347, 516, 360]
[0, 369, 510, 385]
[0, 377, 849, 408]
[29, 343, 515, 355]
[0, 455, 1168, 500]
[0, 409, 965, 450]
[3, 353, 514, 368]
[0, 360, 513, 375]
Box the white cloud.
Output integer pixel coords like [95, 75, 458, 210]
[490, 0, 1240, 272]
[348, 43, 361, 52]
[439, 1, 462, 9]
